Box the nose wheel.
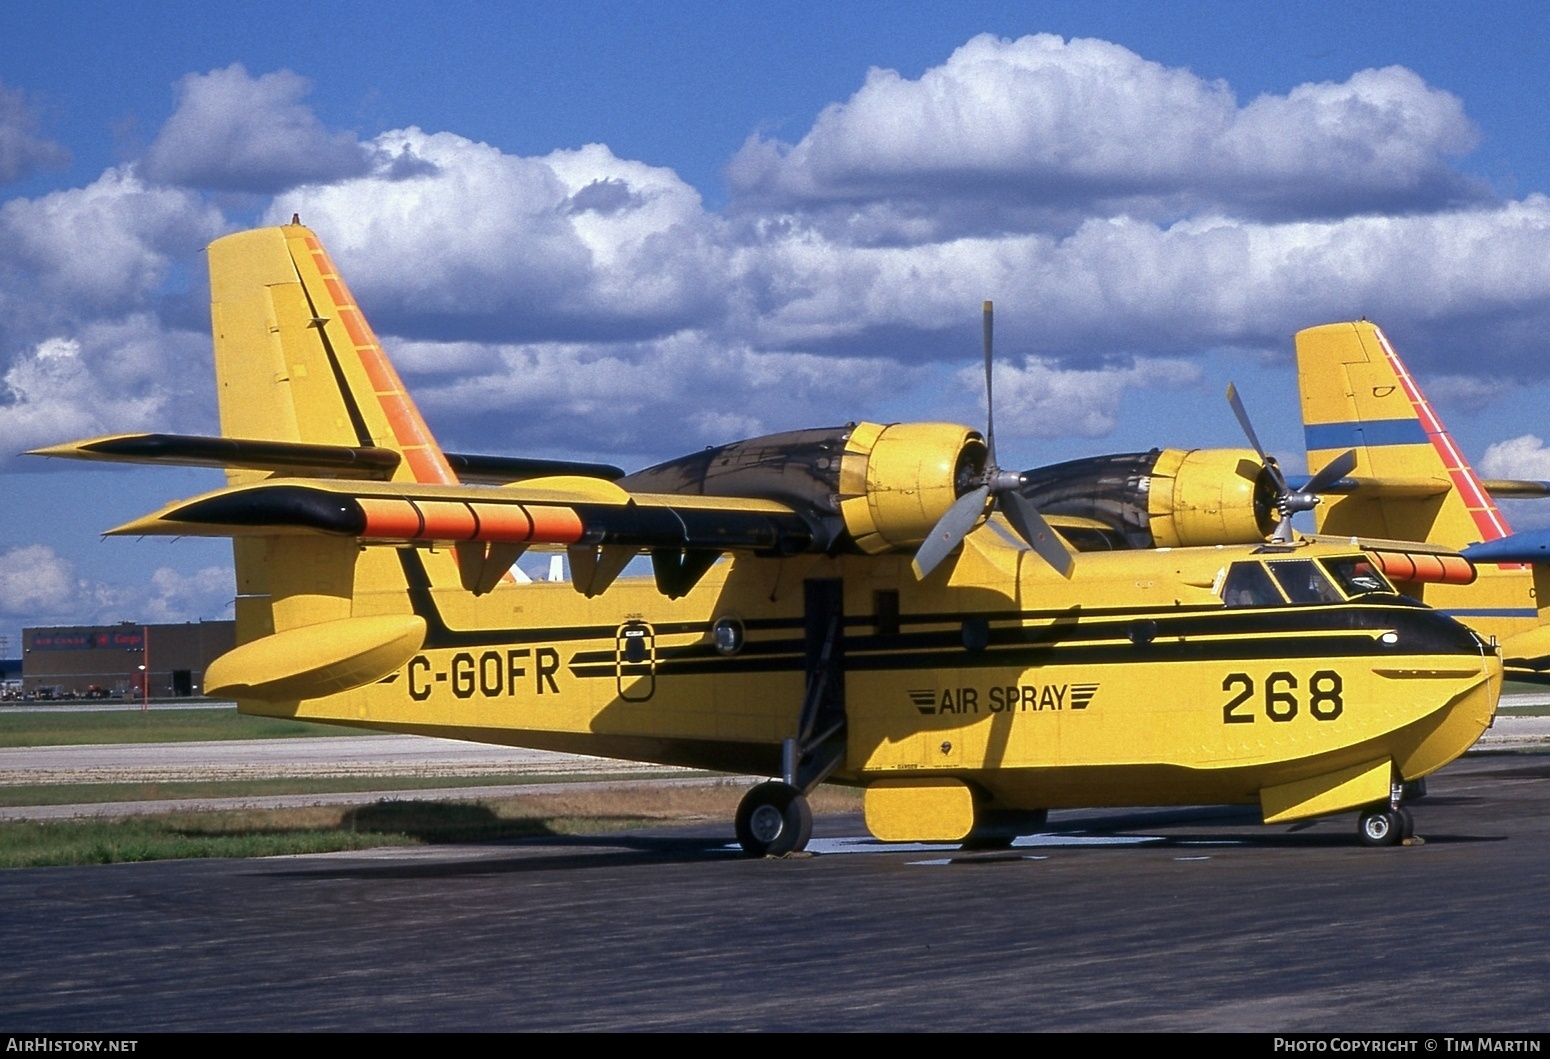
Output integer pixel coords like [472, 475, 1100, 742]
[735, 781, 813, 857]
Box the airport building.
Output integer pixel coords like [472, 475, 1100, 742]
[21, 621, 236, 699]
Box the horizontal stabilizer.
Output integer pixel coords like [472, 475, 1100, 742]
[1480, 479, 1550, 499]
[1462, 530, 1550, 565]
[31, 433, 401, 478]
[32, 433, 626, 484]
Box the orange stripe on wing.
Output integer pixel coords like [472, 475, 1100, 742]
[358, 498, 424, 539]
[469, 503, 535, 541]
[525, 506, 586, 544]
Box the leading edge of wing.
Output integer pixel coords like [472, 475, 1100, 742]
[106, 477, 817, 555]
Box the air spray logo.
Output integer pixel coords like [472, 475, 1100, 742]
[908, 683, 1098, 715]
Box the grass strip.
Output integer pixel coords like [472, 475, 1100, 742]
[0, 786, 862, 868]
[0, 708, 368, 747]
[0, 771, 691, 806]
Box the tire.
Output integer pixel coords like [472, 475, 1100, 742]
[1357, 808, 1404, 847]
[1398, 806, 1415, 840]
[735, 781, 813, 857]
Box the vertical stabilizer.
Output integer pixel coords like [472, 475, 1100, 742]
[1297, 321, 1509, 546]
[1298, 321, 1539, 646]
[207, 221, 466, 639]
[208, 221, 459, 487]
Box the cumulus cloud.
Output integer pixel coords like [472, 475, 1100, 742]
[0, 81, 69, 186]
[728, 34, 1483, 242]
[740, 199, 1550, 376]
[1482, 435, 1550, 481]
[0, 544, 232, 629]
[142, 64, 376, 194]
[2, 34, 1546, 481]
[0, 545, 79, 616]
[265, 132, 729, 343]
[398, 332, 921, 464]
[1418, 374, 1515, 413]
[969, 356, 1202, 439]
[0, 316, 213, 457]
[0, 165, 225, 332]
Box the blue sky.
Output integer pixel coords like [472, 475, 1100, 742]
[1, 0, 1549, 646]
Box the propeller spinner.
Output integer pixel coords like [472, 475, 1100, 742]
[912, 302, 1075, 580]
[1225, 383, 1357, 543]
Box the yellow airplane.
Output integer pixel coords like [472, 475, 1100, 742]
[34, 223, 1503, 852]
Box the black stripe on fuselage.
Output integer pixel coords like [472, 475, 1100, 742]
[397, 552, 1481, 675]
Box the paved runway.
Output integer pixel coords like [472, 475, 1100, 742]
[3, 752, 1550, 1031]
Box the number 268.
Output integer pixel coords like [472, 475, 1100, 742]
[1222, 671, 1343, 724]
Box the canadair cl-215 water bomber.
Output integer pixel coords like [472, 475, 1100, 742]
[35, 221, 1501, 853]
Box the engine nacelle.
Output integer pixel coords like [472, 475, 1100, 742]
[617, 421, 985, 554]
[1147, 447, 1276, 547]
[838, 422, 986, 553]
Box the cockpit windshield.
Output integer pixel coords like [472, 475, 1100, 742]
[1220, 562, 1285, 608]
[1267, 559, 1345, 604]
[1321, 555, 1396, 597]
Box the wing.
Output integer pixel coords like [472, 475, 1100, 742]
[106, 475, 817, 599]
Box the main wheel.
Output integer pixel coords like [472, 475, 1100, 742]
[735, 781, 813, 857]
[1398, 806, 1415, 840]
[1357, 808, 1404, 847]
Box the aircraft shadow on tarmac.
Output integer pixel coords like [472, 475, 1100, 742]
[261, 803, 1504, 882]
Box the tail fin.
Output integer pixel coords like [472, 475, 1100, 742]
[1297, 320, 1510, 546]
[209, 222, 463, 640]
[209, 222, 458, 487]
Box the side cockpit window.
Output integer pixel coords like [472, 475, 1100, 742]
[1267, 559, 1344, 604]
[1221, 562, 1284, 608]
[1321, 556, 1395, 597]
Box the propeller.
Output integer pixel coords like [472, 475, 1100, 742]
[912, 302, 1075, 580]
[1225, 383, 1357, 543]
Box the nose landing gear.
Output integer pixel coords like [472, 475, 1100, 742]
[1357, 806, 1415, 847]
[1357, 777, 1419, 847]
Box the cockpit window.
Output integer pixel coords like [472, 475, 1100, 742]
[1221, 562, 1285, 608]
[1268, 559, 1345, 604]
[1322, 556, 1395, 597]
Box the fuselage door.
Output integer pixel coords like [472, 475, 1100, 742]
[616, 621, 656, 702]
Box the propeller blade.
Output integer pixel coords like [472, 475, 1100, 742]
[983, 300, 996, 469]
[912, 485, 991, 580]
[999, 489, 1075, 579]
[1225, 383, 1290, 495]
[1302, 448, 1358, 497]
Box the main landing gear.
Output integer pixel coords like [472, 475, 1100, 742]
[735, 781, 813, 857]
[734, 580, 841, 858]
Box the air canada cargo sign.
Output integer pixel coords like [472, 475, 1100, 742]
[29, 629, 145, 651]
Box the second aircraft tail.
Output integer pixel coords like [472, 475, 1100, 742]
[1297, 320, 1510, 547]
